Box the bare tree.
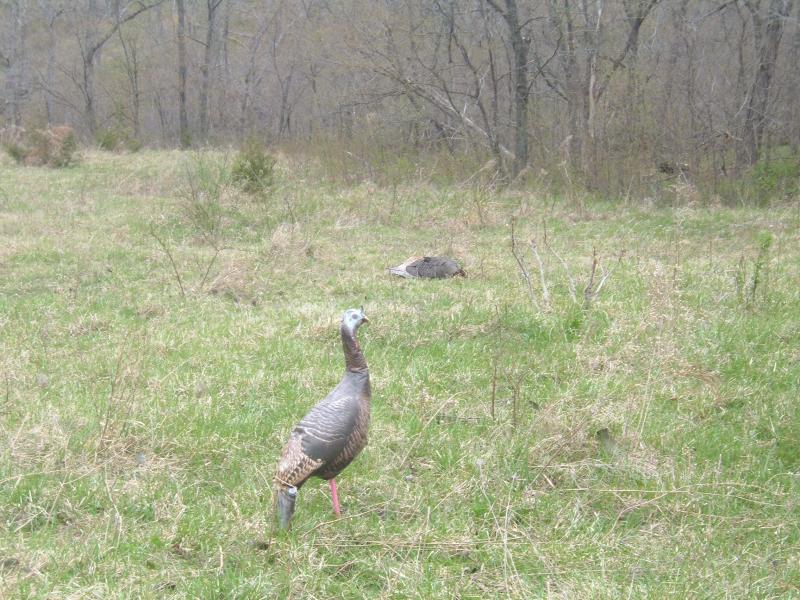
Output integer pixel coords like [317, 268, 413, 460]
[271, 8, 298, 138]
[2, 0, 27, 126]
[36, 1, 66, 124]
[486, 0, 531, 178]
[175, 0, 190, 147]
[118, 26, 142, 138]
[3, 0, 799, 198]
[238, 8, 275, 135]
[199, 0, 224, 139]
[737, 0, 794, 167]
[545, 0, 659, 174]
[65, 0, 165, 134]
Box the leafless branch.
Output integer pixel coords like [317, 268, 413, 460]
[510, 220, 539, 310]
[149, 224, 187, 300]
[545, 239, 578, 303]
[529, 238, 551, 307]
[583, 247, 599, 308]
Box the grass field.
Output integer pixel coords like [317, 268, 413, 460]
[1, 150, 799, 598]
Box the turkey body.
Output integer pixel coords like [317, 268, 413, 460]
[275, 308, 370, 529]
[388, 256, 465, 279]
[276, 371, 370, 487]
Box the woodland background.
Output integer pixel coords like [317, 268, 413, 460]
[1, 0, 799, 199]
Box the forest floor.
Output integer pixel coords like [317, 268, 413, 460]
[1, 150, 799, 598]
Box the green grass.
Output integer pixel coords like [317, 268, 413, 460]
[1, 150, 799, 598]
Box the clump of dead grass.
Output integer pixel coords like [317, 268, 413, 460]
[208, 255, 264, 306]
[4, 415, 69, 472]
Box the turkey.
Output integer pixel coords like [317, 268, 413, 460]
[275, 307, 371, 530]
[388, 256, 466, 279]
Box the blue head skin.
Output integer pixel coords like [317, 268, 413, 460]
[341, 307, 369, 336]
[277, 485, 298, 530]
[340, 307, 369, 372]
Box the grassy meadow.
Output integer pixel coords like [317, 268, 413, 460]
[1, 150, 799, 598]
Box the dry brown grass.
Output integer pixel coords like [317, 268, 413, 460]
[1, 151, 798, 598]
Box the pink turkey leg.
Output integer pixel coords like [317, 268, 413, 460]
[329, 479, 341, 516]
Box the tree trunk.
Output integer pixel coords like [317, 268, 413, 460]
[548, 0, 584, 165]
[277, 68, 295, 138]
[83, 52, 98, 134]
[176, 0, 190, 147]
[505, 0, 530, 178]
[738, 0, 792, 167]
[486, 0, 530, 177]
[118, 29, 141, 138]
[199, 0, 223, 140]
[8, 0, 26, 127]
[43, 9, 57, 124]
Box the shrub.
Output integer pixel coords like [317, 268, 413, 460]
[715, 154, 799, 206]
[47, 126, 78, 167]
[25, 126, 78, 167]
[96, 129, 119, 151]
[751, 156, 798, 199]
[6, 126, 79, 168]
[96, 127, 141, 153]
[181, 152, 231, 244]
[1, 125, 28, 163]
[4, 141, 27, 163]
[231, 141, 276, 194]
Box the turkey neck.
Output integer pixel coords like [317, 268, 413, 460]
[341, 325, 368, 373]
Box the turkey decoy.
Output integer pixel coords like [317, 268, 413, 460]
[388, 256, 465, 279]
[275, 307, 371, 530]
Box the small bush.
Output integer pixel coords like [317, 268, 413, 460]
[751, 156, 798, 199]
[4, 141, 27, 163]
[1, 125, 28, 163]
[6, 126, 79, 168]
[96, 129, 119, 151]
[181, 152, 232, 244]
[96, 127, 140, 153]
[718, 154, 800, 206]
[231, 141, 276, 194]
[733, 231, 773, 307]
[48, 127, 78, 167]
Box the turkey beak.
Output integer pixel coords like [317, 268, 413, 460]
[361, 315, 369, 324]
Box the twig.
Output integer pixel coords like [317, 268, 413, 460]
[198, 246, 221, 290]
[510, 220, 539, 310]
[594, 265, 613, 296]
[490, 357, 497, 421]
[98, 343, 129, 452]
[98, 336, 144, 454]
[503, 484, 521, 592]
[283, 194, 297, 224]
[104, 472, 123, 542]
[301, 500, 395, 536]
[545, 239, 577, 303]
[149, 224, 187, 300]
[529, 238, 550, 307]
[594, 249, 624, 298]
[583, 247, 599, 308]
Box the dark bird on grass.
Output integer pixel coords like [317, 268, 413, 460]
[388, 256, 466, 279]
[275, 307, 371, 530]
